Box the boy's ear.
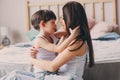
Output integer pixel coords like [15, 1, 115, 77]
[39, 20, 45, 27]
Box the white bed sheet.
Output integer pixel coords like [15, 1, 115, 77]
[0, 46, 30, 64]
[0, 43, 33, 78]
[93, 39, 120, 63]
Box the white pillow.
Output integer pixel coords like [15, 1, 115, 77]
[90, 22, 118, 39]
[87, 18, 97, 30]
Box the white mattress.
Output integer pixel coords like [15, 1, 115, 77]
[0, 46, 30, 64]
[1, 39, 120, 64]
[0, 44, 32, 78]
[0, 38, 120, 61]
[93, 39, 120, 63]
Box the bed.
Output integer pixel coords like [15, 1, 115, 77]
[0, 42, 33, 78]
[0, 0, 119, 80]
[84, 35, 120, 80]
[25, 0, 120, 80]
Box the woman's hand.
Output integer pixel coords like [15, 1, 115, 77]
[29, 46, 38, 58]
[69, 26, 80, 39]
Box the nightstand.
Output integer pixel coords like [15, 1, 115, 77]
[0, 45, 5, 49]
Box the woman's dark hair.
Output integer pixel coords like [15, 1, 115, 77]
[63, 1, 94, 67]
[31, 10, 56, 30]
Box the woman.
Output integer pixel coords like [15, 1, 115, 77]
[0, 1, 94, 80]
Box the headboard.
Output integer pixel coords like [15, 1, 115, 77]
[25, 0, 117, 31]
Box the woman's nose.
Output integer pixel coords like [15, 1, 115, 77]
[59, 19, 63, 24]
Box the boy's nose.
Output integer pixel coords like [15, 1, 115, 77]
[53, 24, 57, 31]
[54, 24, 56, 29]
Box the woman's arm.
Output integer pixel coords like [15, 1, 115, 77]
[31, 41, 86, 72]
[33, 27, 79, 53]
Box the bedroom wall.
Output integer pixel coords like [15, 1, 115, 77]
[0, 0, 120, 44]
[0, 0, 28, 44]
[117, 0, 120, 34]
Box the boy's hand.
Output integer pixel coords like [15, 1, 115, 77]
[28, 46, 38, 58]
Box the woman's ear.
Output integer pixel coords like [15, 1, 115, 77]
[39, 20, 45, 27]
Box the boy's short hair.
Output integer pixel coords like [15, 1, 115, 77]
[31, 10, 56, 30]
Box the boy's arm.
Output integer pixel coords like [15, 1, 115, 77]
[54, 31, 67, 38]
[35, 27, 79, 53]
[56, 36, 65, 46]
[34, 34, 73, 53]
[54, 25, 67, 38]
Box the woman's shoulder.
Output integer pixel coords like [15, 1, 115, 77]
[67, 40, 87, 56]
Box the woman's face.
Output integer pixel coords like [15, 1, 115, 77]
[59, 16, 66, 32]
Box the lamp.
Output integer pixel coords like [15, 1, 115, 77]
[0, 26, 10, 46]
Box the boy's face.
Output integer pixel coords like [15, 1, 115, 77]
[44, 19, 56, 34]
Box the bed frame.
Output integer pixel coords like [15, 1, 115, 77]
[25, 1, 120, 80]
[25, 0, 117, 31]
